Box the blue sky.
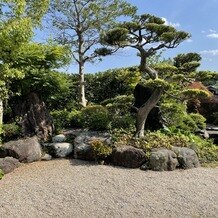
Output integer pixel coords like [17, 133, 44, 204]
[36, 0, 218, 74]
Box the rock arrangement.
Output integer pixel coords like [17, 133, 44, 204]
[0, 130, 201, 177]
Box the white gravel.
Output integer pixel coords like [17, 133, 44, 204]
[0, 159, 218, 218]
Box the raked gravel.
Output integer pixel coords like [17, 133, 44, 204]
[0, 159, 218, 218]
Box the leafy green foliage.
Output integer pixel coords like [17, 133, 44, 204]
[90, 140, 112, 161]
[86, 67, 140, 103]
[160, 100, 206, 133]
[50, 110, 71, 133]
[141, 78, 171, 90]
[2, 122, 21, 142]
[80, 105, 110, 130]
[173, 53, 201, 73]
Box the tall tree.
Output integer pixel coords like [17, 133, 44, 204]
[0, 0, 49, 129]
[102, 13, 190, 137]
[48, 0, 136, 107]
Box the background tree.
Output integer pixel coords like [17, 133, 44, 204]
[0, 0, 49, 129]
[48, 0, 136, 107]
[102, 13, 190, 137]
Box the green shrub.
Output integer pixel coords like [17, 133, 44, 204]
[80, 105, 110, 130]
[113, 129, 218, 164]
[69, 109, 82, 128]
[0, 169, 4, 180]
[161, 101, 207, 133]
[187, 134, 218, 164]
[102, 95, 135, 130]
[90, 140, 112, 161]
[50, 109, 71, 132]
[3, 123, 21, 142]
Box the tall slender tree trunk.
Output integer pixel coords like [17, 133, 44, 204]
[135, 88, 163, 138]
[0, 99, 3, 127]
[78, 28, 87, 107]
[79, 61, 87, 107]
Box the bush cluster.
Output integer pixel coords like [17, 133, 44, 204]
[2, 123, 22, 142]
[90, 140, 112, 161]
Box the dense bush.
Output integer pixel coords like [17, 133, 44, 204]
[2, 123, 22, 142]
[80, 105, 110, 130]
[161, 101, 206, 133]
[102, 95, 135, 130]
[69, 109, 82, 128]
[90, 140, 112, 161]
[50, 109, 71, 132]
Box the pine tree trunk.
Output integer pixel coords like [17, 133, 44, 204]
[0, 99, 3, 127]
[135, 88, 163, 138]
[79, 62, 87, 107]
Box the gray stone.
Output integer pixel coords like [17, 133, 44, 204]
[2, 136, 42, 163]
[150, 148, 178, 171]
[52, 134, 67, 143]
[46, 143, 73, 158]
[74, 131, 111, 161]
[41, 153, 52, 161]
[0, 157, 21, 174]
[172, 147, 200, 169]
[111, 146, 146, 168]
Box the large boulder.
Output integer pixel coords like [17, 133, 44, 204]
[111, 146, 146, 168]
[0, 157, 21, 174]
[74, 131, 111, 161]
[45, 143, 73, 158]
[2, 136, 42, 163]
[172, 147, 200, 169]
[149, 148, 178, 171]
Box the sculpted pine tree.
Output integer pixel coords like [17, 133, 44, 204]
[102, 14, 190, 137]
[48, 0, 136, 107]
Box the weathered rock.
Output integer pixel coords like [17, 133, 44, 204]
[2, 136, 42, 163]
[74, 131, 111, 161]
[111, 146, 146, 168]
[150, 148, 178, 171]
[41, 153, 52, 161]
[18, 92, 54, 141]
[52, 134, 67, 143]
[172, 147, 200, 169]
[0, 157, 21, 174]
[46, 143, 73, 158]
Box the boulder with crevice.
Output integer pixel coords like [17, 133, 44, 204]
[149, 148, 178, 171]
[172, 147, 200, 169]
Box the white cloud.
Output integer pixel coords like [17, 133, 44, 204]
[207, 33, 218, 38]
[161, 17, 180, 28]
[200, 49, 218, 56]
[186, 38, 193, 43]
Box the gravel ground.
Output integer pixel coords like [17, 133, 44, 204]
[0, 159, 218, 218]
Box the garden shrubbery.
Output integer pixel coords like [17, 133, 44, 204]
[2, 123, 22, 142]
